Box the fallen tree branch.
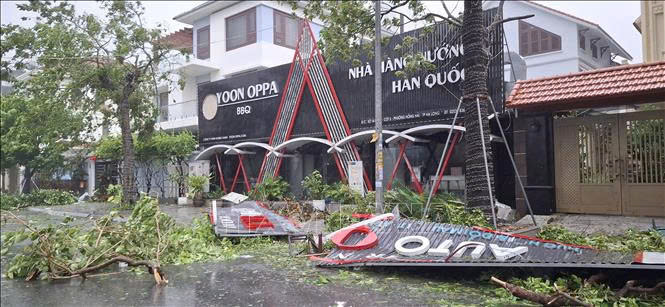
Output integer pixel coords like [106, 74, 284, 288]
[616, 280, 665, 298]
[585, 272, 608, 286]
[490, 276, 592, 307]
[70, 254, 167, 285]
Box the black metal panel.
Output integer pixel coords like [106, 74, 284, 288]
[525, 114, 556, 214]
[198, 9, 503, 146]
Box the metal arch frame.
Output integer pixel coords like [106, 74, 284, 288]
[194, 144, 254, 194]
[271, 137, 340, 155]
[194, 144, 235, 161]
[327, 130, 403, 154]
[225, 142, 274, 155]
[384, 124, 466, 144]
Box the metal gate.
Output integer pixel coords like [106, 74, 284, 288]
[554, 110, 665, 217]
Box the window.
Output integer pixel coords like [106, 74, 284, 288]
[159, 92, 169, 121]
[579, 33, 586, 50]
[226, 8, 256, 51]
[591, 42, 598, 58]
[197, 26, 210, 59]
[274, 10, 301, 49]
[518, 21, 562, 57]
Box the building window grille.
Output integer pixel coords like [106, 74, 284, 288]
[274, 10, 300, 49]
[518, 21, 562, 56]
[159, 92, 168, 122]
[226, 7, 257, 51]
[197, 26, 210, 59]
[579, 33, 586, 50]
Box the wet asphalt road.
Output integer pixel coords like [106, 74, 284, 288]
[0, 206, 503, 307]
[0, 257, 496, 307]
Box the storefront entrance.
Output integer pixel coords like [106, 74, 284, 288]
[554, 110, 664, 217]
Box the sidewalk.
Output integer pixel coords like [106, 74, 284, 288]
[25, 201, 209, 225]
[513, 213, 665, 236]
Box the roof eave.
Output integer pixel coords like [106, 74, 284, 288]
[520, 1, 632, 60]
[173, 1, 239, 25]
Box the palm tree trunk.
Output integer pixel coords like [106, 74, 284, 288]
[119, 99, 138, 203]
[462, 0, 494, 212]
[21, 167, 33, 194]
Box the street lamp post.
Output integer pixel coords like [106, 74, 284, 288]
[374, 0, 384, 213]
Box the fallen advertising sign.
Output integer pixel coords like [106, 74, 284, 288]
[314, 219, 665, 270]
[211, 201, 303, 237]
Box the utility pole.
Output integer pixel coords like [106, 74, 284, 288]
[374, 0, 384, 213]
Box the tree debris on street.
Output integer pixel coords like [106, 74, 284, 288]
[1, 196, 270, 284]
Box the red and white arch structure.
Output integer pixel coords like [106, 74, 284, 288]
[257, 20, 371, 191]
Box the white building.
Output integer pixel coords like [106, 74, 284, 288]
[156, 1, 323, 132]
[485, 1, 632, 80]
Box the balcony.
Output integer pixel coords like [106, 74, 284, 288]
[175, 57, 219, 77]
[155, 99, 198, 131]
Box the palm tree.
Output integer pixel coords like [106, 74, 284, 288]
[462, 0, 494, 211]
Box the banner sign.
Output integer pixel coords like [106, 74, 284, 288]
[313, 219, 665, 269]
[198, 9, 504, 145]
[348, 161, 365, 196]
[213, 201, 302, 237]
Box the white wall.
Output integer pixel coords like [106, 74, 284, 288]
[208, 1, 322, 81]
[501, 1, 579, 80]
[577, 30, 613, 69]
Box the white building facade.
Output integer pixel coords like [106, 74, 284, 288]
[486, 1, 632, 80]
[156, 1, 322, 133]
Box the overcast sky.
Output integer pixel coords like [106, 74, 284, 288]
[1, 1, 643, 62]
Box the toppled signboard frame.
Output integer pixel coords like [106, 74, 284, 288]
[314, 219, 665, 270]
[210, 200, 303, 237]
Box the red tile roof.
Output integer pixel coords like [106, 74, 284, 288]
[163, 27, 193, 51]
[506, 61, 665, 111]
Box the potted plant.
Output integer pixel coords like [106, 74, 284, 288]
[186, 175, 209, 207]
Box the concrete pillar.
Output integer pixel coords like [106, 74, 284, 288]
[288, 154, 304, 197]
[87, 158, 96, 196]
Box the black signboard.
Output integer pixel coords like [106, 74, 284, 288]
[198, 9, 503, 145]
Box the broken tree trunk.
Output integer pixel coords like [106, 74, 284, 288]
[490, 276, 592, 307]
[616, 280, 665, 298]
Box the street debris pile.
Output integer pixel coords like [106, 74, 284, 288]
[1, 196, 271, 283]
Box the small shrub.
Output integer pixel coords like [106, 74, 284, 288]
[249, 176, 290, 201]
[106, 184, 123, 205]
[302, 170, 328, 200]
[186, 175, 209, 199]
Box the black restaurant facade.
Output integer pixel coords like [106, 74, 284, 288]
[194, 8, 527, 209]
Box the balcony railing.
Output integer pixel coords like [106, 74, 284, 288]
[157, 99, 198, 123]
